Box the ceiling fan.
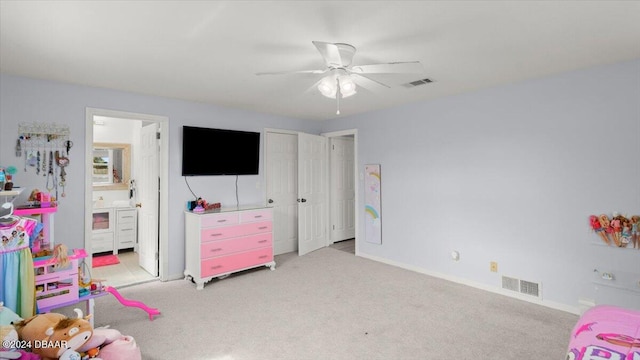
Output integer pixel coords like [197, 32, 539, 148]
[256, 41, 423, 113]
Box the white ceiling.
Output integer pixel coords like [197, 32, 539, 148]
[1, 1, 639, 121]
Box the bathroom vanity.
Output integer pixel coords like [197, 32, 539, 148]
[92, 206, 137, 254]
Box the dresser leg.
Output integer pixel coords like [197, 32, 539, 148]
[196, 281, 205, 290]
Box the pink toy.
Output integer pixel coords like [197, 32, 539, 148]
[77, 327, 122, 354]
[566, 305, 640, 359]
[103, 286, 160, 320]
[97, 335, 141, 360]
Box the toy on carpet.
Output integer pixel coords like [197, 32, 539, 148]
[1, 324, 41, 359]
[0, 302, 23, 326]
[77, 327, 141, 360]
[1, 302, 39, 359]
[12, 309, 92, 360]
[102, 287, 160, 321]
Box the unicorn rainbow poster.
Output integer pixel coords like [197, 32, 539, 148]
[365, 164, 382, 244]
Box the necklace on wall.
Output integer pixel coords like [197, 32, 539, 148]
[46, 150, 54, 192]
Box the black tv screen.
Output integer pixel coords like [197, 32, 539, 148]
[182, 126, 260, 176]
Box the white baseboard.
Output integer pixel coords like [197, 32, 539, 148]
[167, 273, 186, 282]
[357, 252, 581, 315]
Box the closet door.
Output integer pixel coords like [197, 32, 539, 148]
[265, 131, 298, 255]
[297, 133, 328, 256]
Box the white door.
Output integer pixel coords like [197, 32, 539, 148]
[330, 137, 355, 242]
[297, 133, 328, 256]
[265, 132, 298, 255]
[138, 123, 159, 276]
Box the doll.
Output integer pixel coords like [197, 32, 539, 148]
[589, 215, 610, 245]
[620, 217, 632, 247]
[598, 214, 613, 246]
[631, 215, 640, 249]
[611, 214, 629, 247]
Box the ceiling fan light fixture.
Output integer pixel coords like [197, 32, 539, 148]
[338, 75, 356, 98]
[318, 76, 337, 98]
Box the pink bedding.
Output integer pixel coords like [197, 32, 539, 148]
[567, 305, 640, 359]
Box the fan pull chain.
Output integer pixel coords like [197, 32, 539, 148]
[336, 78, 341, 115]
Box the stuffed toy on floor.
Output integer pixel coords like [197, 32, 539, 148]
[77, 327, 141, 360]
[12, 309, 92, 360]
[0, 325, 41, 359]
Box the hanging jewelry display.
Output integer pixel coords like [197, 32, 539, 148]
[16, 122, 71, 203]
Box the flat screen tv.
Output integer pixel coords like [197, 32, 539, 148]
[182, 126, 260, 176]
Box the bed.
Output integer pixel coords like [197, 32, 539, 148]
[566, 305, 640, 359]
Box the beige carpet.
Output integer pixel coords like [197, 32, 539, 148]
[91, 247, 578, 359]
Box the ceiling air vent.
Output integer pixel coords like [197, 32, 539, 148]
[403, 78, 434, 88]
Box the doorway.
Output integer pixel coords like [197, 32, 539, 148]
[265, 128, 358, 256]
[84, 108, 169, 287]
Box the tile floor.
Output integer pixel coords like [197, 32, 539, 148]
[90, 250, 157, 288]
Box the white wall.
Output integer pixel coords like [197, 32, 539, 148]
[321, 60, 640, 312]
[0, 74, 322, 280]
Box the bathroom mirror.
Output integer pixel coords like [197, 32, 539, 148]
[92, 142, 131, 190]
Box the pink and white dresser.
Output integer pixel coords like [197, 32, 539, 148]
[184, 206, 275, 290]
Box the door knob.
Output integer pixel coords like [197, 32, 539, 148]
[135, 203, 142, 208]
[268, 199, 274, 203]
[297, 198, 307, 203]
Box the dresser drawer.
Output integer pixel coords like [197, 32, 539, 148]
[240, 209, 273, 222]
[201, 213, 239, 228]
[118, 226, 136, 237]
[200, 221, 272, 243]
[117, 209, 137, 225]
[118, 232, 136, 249]
[200, 247, 273, 278]
[92, 232, 114, 253]
[200, 233, 272, 259]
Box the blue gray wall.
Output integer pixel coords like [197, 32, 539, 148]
[0, 74, 321, 280]
[322, 59, 640, 312]
[1, 59, 638, 312]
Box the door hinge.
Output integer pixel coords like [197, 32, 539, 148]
[332, 144, 335, 150]
[156, 132, 161, 140]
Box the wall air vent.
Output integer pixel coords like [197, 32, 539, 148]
[502, 276, 520, 292]
[519, 280, 540, 297]
[402, 78, 434, 88]
[501, 276, 542, 298]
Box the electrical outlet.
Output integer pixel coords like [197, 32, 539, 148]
[490, 261, 498, 272]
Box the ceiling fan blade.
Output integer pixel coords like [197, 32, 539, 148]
[256, 69, 326, 76]
[350, 73, 391, 90]
[312, 41, 343, 68]
[351, 61, 423, 74]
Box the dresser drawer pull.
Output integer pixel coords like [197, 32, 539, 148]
[209, 233, 223, 237]
[217, 219, 227, 223]
[258, 226, 268, 230]
[258, 255, 268, 259]
[258, 239, 267, 243]
[122, 216, 134, 219]
[211, 265, 223, 270]
[121, 228, 134, 231]
[254, 215, 263, 218]
[210, 248, 222, 252]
